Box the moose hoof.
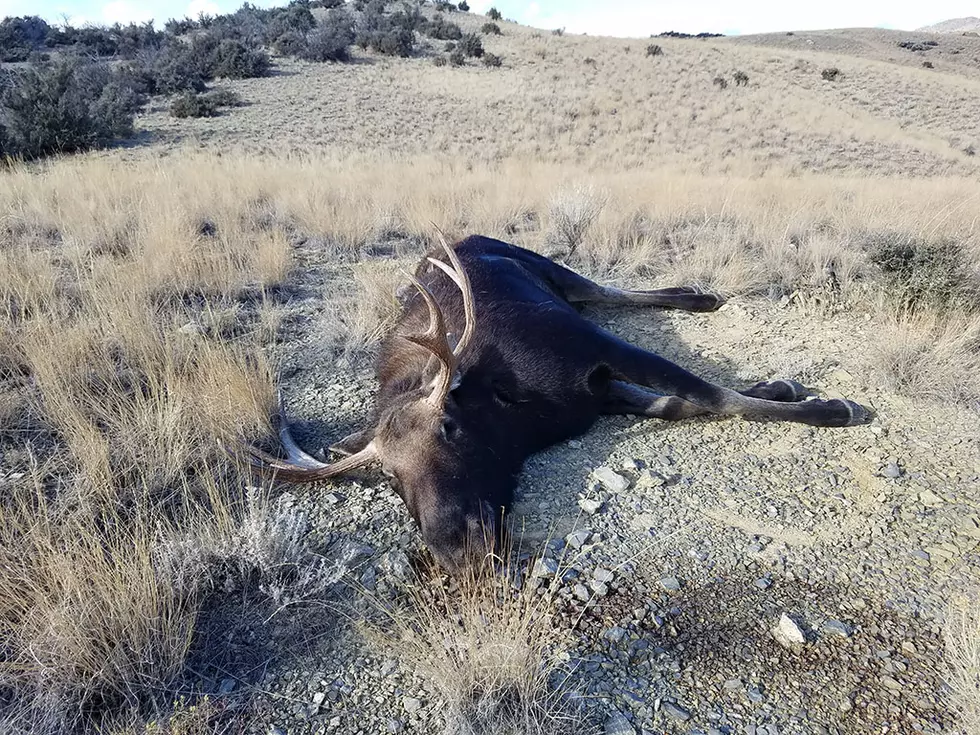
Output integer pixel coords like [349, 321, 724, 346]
[839, 399, 875, 426]
[744, 379, 808, 402]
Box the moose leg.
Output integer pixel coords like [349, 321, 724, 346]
[567, 283, 725, 313]
[603, 380, 807, 420]
[603, 381, 710, 420]
[599, 334, 872, 427]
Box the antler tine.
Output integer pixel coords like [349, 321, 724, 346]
[401, 270, 456, 403]
[225, 393, 378, 483]
[431, 227, 476, 359]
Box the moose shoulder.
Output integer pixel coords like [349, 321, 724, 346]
[238, 235, 873, 574]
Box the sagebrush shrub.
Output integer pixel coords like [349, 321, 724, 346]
[424, 15, 463, 40]
[169, 91, 218, 118]
[482, 52, 502, 68]
[821, 67, 841, 81]
[0, 56, 144, 160]
[211, 39, 270, 79]
[449, 49, 465, 66]
[458, 32, 484, 57]
[481, 22, 501, 35]
[867, 233, 979, 312]
[646, 43, 662, 56]
[301, 9, 356, 62]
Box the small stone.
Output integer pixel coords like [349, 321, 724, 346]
[663, 702, 692, 722]
[659, 576, 682, 592]
[604, 710, 635, 735]
[590, 580, 609, 596]
[312, 691, 326, 706]
[881, 676, 902, 692]
[592, 567, 615, 583]
[773, 613, 806, 648]
[724, 678, 743, 691]
[403, 696, 422, 713]
[218, 678, 235, 694]
[268, 727, 286, 735]
[566, 529, 592, 549]
[532, 557, 559, 578]
[604, 626, 627, 643]
[573, 583, 591, 602]
[882, 462, 902, 479]
[594, 466, 631, 493]
[746, 684, 764, 703]
[579, 498, 603, 515]
[754, 577, 772, 590]
[822, 619, 852, 638]
[386, 719, 405, 733]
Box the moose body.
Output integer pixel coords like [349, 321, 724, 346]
[242, 235, 872, 573]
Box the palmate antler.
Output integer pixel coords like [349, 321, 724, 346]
[402, 229, 477, 407]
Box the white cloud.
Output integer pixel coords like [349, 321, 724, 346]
[101, 0, 155, 25]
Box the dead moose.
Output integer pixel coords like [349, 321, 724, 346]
[238, 235, 872, 574]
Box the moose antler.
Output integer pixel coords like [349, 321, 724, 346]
[232, 392, 378, 482]
[402, 229, 477, 406]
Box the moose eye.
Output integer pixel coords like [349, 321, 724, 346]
[441, 418, 459, 442]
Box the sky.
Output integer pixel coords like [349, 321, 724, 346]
[0, 0, 976, 36]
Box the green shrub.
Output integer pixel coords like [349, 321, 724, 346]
[146, 42, 209, 94]
[487, 7, 502, 21]
[458, 32, 484, 57]
[458, 1, 470, 10]
[646, 43, 662, 56]
[169, 91, 218, 118]
[821, 67, 841, 81]
[866, 233, 979, 311]
[434, 1, 457, 11]
[552, 27, 564, 36]
[712, 75, 727, 89]
[211, 39, 270, 79]
[449, 49, 465, 66]
[424, 16, 463, 40]
[0, 15, 51, 62]
[201, 88, 242, 107]
[0, 56, 144, 160]
[482, 52, 502, 68]
[481, 22, 501, 35]
[433, 55, 447, 67]
[273, 30, 308, 56]
[300, 9, 355, 61]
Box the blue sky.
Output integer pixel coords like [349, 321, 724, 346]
[1, 0, 975, 36]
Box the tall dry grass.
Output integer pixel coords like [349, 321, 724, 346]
[945, 592, 980, 735]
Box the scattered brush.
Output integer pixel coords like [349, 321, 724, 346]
[944, 591, 980, 734]
[361, 548, 597, 735]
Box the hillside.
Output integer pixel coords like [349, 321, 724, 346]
[2, 6, 980, 735]
[132, 16, 980, 176]
[918, 17, 980, 34]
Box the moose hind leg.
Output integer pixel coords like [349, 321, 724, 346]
[603, 380, 710, 420]
[570, 282, 726, 313]
[602, 336, 873, 427]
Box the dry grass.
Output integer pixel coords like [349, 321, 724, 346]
[944, 592, 980, 735]
[870, 312, 980, 409]
[363, 559, 595, 735]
